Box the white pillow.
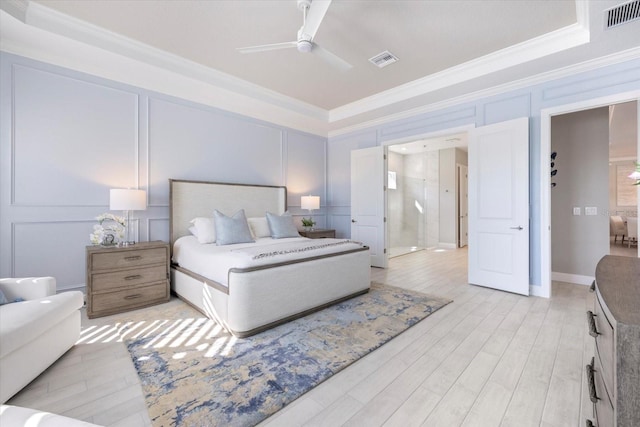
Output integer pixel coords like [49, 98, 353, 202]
[248, 217, 271, 239]
[190, 217, 216, 244]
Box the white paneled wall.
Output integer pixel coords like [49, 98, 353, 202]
[0, 53, 327, 291]
[327, 58, 640, 287]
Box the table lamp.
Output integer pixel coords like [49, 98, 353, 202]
[110, 189, 146, 245]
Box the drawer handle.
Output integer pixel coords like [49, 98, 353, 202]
[589, 280, 595, 293]
[586, 357, 598, 403]
[124, 256, 142, 261]
[587, 310, 599, 338]
[124, 294, 142, 300]
[585, 420, 594, 427]
[124, 275, 142, 281]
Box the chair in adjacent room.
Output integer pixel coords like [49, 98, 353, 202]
[626, 217, 638, 248]
[610, 215, 627, 244]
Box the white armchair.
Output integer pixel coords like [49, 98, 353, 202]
[0, 277, 84, 403]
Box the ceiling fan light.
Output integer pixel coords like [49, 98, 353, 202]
[297, 40, 312, 53]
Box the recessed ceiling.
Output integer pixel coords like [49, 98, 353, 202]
[28, 0, 577, 110]
[2, 0, 639, 135]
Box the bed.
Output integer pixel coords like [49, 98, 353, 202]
[169, 179, 371, 337]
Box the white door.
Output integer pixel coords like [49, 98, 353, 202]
[351, 146, 387, 268]
[458, 164, 468, 247]
[468, 117, 529, 295]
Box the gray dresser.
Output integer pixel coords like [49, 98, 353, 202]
[586, 255, 640, 427]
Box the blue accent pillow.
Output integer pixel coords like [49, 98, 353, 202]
[266, 211, 300, 239]
[213, 209, 255, 246]
[0, 289, 7, 305]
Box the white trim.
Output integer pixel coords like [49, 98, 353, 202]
[529, 284, 548, 297]
[330, 23, 590, 122]
[540, 90, 640, 299]
[22, 1, 328, 122]
[438, 243, 457, 249]
[329, 47, 640, 138]
[551, 271, 594, 286]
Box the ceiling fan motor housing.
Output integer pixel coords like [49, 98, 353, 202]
[297, 0, 312, 12]
[297, 39, 313, 53]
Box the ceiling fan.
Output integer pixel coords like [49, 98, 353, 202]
[236, 0, 352, 71]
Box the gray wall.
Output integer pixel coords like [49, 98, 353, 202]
[551, 107, 610, 277]
[0, 53, 327, 291]
[439, 148, 457, 246]
[327, 57, 640, 288]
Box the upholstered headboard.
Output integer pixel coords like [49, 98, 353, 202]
[169, 179, 287, 247]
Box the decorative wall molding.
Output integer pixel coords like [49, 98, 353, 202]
[328, 47, 640, 138]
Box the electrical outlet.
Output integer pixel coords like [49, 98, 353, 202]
[585, 207, 597, 216]
[573, 207, 581, 216]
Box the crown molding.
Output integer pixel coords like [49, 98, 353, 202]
[328, 22, 590, 123]
[20, 1, 328, 123]
[327, 47, 640, 138]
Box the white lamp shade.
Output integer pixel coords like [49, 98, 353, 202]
[301, 195, 320, 210]
[110, 189, 147, 211]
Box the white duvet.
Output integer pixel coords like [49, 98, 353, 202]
[173, 236, 364, 286]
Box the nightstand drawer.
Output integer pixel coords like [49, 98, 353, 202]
[90, 282, 168, 314]
[90, 247, 167, 271]
[91, 265, 167, 292]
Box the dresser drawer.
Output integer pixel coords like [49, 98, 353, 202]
[89, 282, 168, 314]
[587, 356, 614, 427]
[91, 265, 167, 292]
[594, 296, 615, 398]
[90, 247, 167, 271]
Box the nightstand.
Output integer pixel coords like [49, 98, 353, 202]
[299, 229, 336, 239]
[86, 241, 170, 318]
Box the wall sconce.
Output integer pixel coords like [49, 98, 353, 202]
[110, 189, 146, 245]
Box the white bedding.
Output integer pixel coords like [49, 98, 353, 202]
[173, 236, 364, 286]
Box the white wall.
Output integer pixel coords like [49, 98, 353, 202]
[0, 52, 328, 291]
[328, 57, 640, 288]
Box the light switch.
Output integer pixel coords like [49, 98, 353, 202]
[573, 207, 581, 216]
[586, 207, 597, 216]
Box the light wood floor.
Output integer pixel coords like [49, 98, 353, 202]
[7, 247, 595, 426]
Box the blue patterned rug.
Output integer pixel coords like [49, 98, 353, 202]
[123, 283, 451, 426]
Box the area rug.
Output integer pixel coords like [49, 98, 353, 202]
[122, 283, 451, 426]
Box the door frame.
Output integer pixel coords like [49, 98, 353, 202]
[457, 163, 468, 248]
[383, 124, 475, 259]
[540, 90, 640, 298]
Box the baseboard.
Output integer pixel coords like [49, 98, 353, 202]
[551, 271, 594, 286]
[438, 243, 457, 249]
[529, 285, 549, 298]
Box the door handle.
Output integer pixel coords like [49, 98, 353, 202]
[351, 219, 357, 223]
[510, 226, 523, 230]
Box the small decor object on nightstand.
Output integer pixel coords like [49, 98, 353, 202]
[90, 213, 125, 246]
[301, 217, 316, 231]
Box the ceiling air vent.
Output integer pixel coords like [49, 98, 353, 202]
[369, 51, 399, 68]
[605, 0, 640, 29]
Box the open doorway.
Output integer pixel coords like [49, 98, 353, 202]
[539, 91, 640, 297]
[386, 133, 468, 258]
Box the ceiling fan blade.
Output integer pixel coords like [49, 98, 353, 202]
[237, 41, 297, 54]
[301, 0, 332, 40]
[313, 44, 352, 71]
